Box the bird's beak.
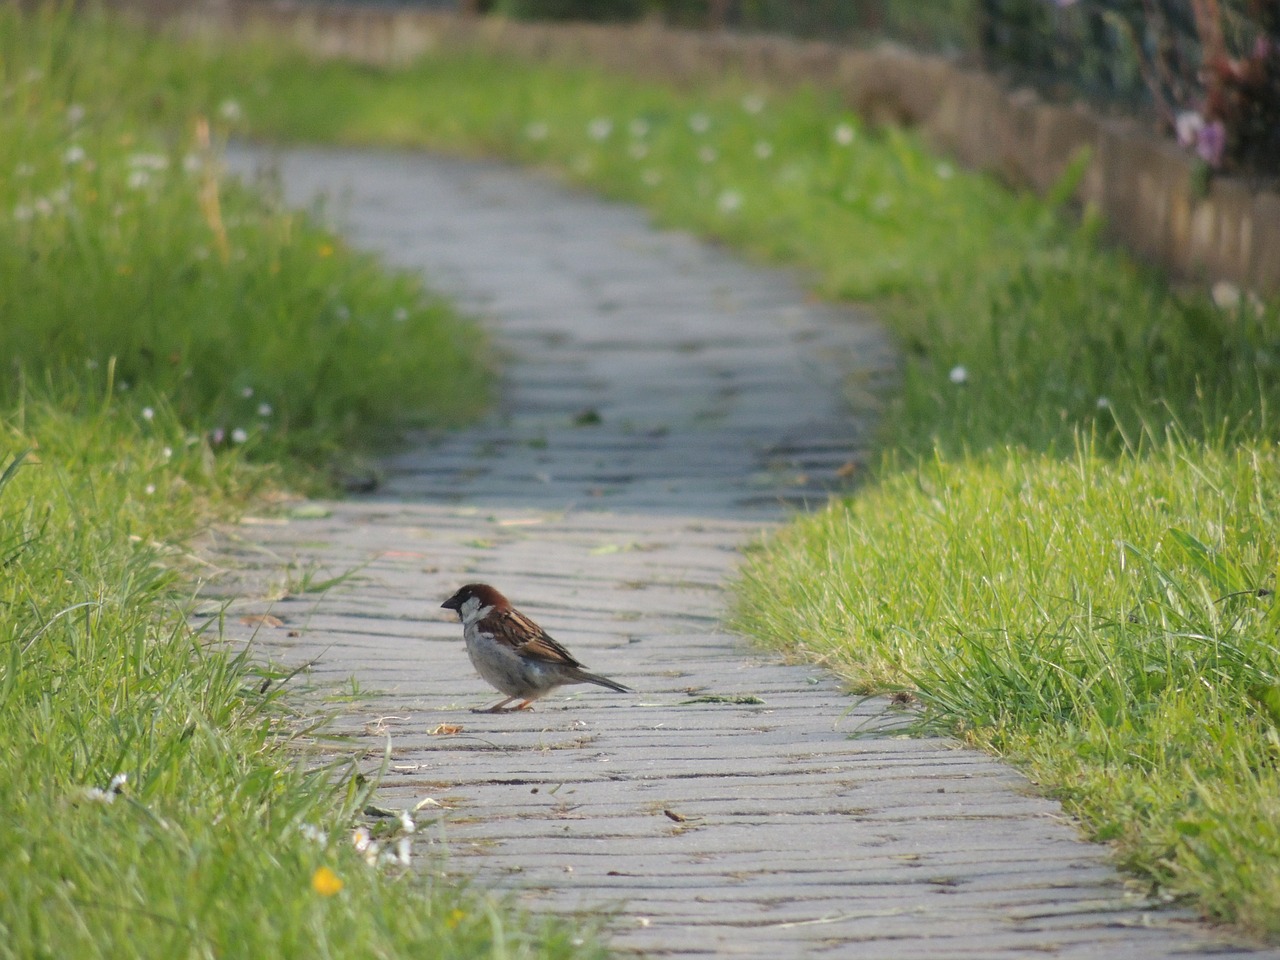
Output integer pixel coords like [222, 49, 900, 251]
[441, 594, 462, 611]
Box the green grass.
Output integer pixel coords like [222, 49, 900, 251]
[734, 440, 1280, 934]
[1, 10, 489, 468]
[0, 8, 600, 959]
[0, 412, 595, 959]
[188, 31, 1280, 938]
[212, 46, 1279, 458]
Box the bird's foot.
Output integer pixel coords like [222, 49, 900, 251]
[472, 699, 536, 713]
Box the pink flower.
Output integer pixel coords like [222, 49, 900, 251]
[1197, 121, 1226, 168]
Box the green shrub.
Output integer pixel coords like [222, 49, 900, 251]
[494, 0, 644, 21]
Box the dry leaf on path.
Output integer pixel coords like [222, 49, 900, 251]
[239, 614, 284, 628]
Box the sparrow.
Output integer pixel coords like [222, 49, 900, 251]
[441, 583, 631, 713]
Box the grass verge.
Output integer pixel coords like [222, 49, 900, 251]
[1, 8, 600, 958]
[198, 30, 1280, 937]
[734, 439, 1280, 935]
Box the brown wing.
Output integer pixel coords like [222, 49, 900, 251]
[490, 608, 584, 668]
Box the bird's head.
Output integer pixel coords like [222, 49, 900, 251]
[441, 582, 509, 624]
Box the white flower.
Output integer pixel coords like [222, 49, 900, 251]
[141, 407, 155, 421]
[628, 118, 650, 138]
[1208, 280, 1263, 315]
[741, 93, 765, 114]
[1211, 281, 1241, 310]
[697, 145, 718, 164]
[949, 365, 968, 384]
[15, 163, 34, 177]
[162, 446, 173, 460]
[127, 169, 151, 190]
[777, 163, 805, 186]
[392, 306, 409, 323]
[587, 117, 613, 141]
[753, 140, 773, 160]
[13, 204, 34, 223]
[128, 153, 169, 171]
[398, 809, 416, 834]
[936, 162, 954, 180]
[393, 836, 412, 865]
[833, 123, 856, 146]
[1175, 111, 1204, 148]
[524, 121, 549, 141]
[144, 483, 156, 496]
[231, 427, 248, 444]
[1096, 396, 1110, 409]
[627, 142, 649, 160]
[688, 112, 711, 134]
[83, 772, 128, 804]
[241, 386, 254, 398]
[641, 169, 663, 187]
[298, 823, 328, 845]
[66, 103, 86, 126]
[257, 402, 273, 417]
[218, 99, 243, 123]
[717, 190, 742, 214]
[64, 145, 86, 165]
[352, 826, 381, 865]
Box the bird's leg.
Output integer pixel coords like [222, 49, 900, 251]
[473, 696, 518, 713]
[514, 699, 535, 710]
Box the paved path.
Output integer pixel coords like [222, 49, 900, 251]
[213, 146, 1270, 958]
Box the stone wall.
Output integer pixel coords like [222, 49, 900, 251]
[146, 1, 1280, 294]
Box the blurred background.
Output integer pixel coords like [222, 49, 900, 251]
[271, 0, 1277, 175]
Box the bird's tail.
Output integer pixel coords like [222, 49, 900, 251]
[576, 670, 631, 693]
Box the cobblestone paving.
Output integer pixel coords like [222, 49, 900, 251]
[212, 145, 1272, 958]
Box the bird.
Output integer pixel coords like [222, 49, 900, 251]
[441, 583, 631, 713]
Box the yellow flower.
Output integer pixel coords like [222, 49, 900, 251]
[446, 908, 466, 929]
[311, 866, 343, 897]
[318, 243, 334, 258]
